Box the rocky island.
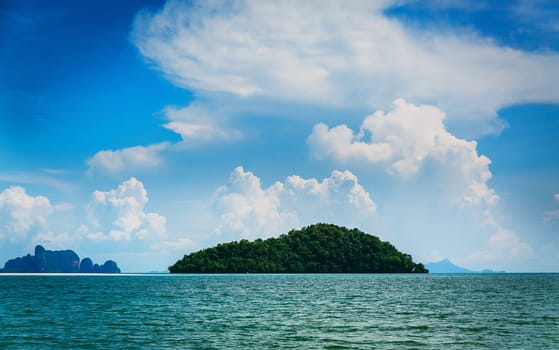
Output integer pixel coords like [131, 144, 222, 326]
[0, 245, 121, 273]
[170, 223, 428, 273]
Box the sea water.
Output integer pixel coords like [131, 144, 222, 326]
[0, 274, 558, 349]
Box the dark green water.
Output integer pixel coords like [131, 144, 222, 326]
[1, 274, 558, 349]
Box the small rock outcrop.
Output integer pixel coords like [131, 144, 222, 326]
[0, 246, 121, 273]
[79, 257, 94, 273]
[98, 260, 120, 274]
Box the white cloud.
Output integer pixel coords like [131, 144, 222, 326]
[32, 231, 73, 249]
[286, 170, 376, 213]
[213, 166, 375, 240]
[132, 0, 559, 126]
[307, 99, 532, 266]
[152, 237, 197, 253]
[0, 172, 75, 192]
[53, 202, 74, 211]
[163, 104, 242, 146]
[509, 0, 559, 34]
[488, 227, 532, 258]
[0, 186, 52, 240]
[213, 166, 295, 239]
[87, 143, 168, 175]
[87, 177, 167, 241]
[308, 99, 498, 206]
[555, 193, 559, 202]
[468, 226, 533, 263]
[85, 104, 243, 175]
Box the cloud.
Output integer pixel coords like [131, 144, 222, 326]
[152, 237, 197, 253]
[213, 166, 375, 240]
[0, 186, 52, 240]
[213, 167, 296, 239]
[544, 210, 559, 227]
[286, 170, 376, 213]
[87, 143, 168, 176]
[32, 231, 73, 249]
[400, 0, 488, 11]
[468, 211, 533, 264]
[132, 0, 559, 126]
[163, 104, 242, 146]
[0, 172, 75, 192]
[544, 193, 559, 226]
[87, 177, 166, 241]
[509, 0, 559, 34]
[307, 99, 532, 266]
[308, 99, 498, 206]
[86, 103, 243, 175]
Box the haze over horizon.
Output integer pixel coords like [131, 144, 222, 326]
[1, 0, 558, 272]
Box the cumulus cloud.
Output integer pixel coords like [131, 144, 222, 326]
[555, 193, 559, 202]
[0, 186, 52, 240]
[87, 143, 168, 175]
[307, 99, 531, 264]
[286, 170, 376, 213]
[308, 99, 498, 206]
[213, 166, 375, 240]
[213, 167, 296, 238]
[132, 0, 559, 125]
[87, 177, 166, 241]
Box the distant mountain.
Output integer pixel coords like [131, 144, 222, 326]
[425, 259, 473, 273]
[0, 245, 121, 273]
[425, 259, 504, 273]
[170, 223, 428, 273]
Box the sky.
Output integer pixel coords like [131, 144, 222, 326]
[1, 0, 558, 272]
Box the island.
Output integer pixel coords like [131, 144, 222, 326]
[0, 245, 121, 273]
[169, 223, 428, 273]
[425, 259, 505, 273]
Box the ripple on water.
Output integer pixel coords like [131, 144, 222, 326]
[0, 274, 558, 349]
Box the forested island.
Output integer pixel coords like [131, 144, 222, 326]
[169, 223, 428, 273]
[0, 245, 120, 273]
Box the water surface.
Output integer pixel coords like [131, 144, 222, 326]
[1, 274, 558, 349]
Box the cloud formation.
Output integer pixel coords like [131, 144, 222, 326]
[0, 186, 52, 240]
[469, 214, 533, 263]
[213, 166, 375, 240]
[87, 177, 166, 241]
[308, 99, 532, 264]
[87, 143, 168, 175]
[163, 104, 242, 146]
[0, 171, 75, 192]
[132, 0, 559, 125]
[308, 99, 498, 206]
[544, 193, 559, 226]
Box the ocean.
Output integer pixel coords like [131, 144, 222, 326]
[0, 274, 558, 349]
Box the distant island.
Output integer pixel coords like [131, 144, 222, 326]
[0, 245, 121, 273]
[425, 259, 505, 273]
[169, 223, 428, 273]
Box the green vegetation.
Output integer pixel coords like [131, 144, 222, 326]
[169, 223, 428, 273]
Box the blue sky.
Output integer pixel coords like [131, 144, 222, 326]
[1, 0, 558, 272]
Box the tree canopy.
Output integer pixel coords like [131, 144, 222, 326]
[169, 224, 428, 273]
